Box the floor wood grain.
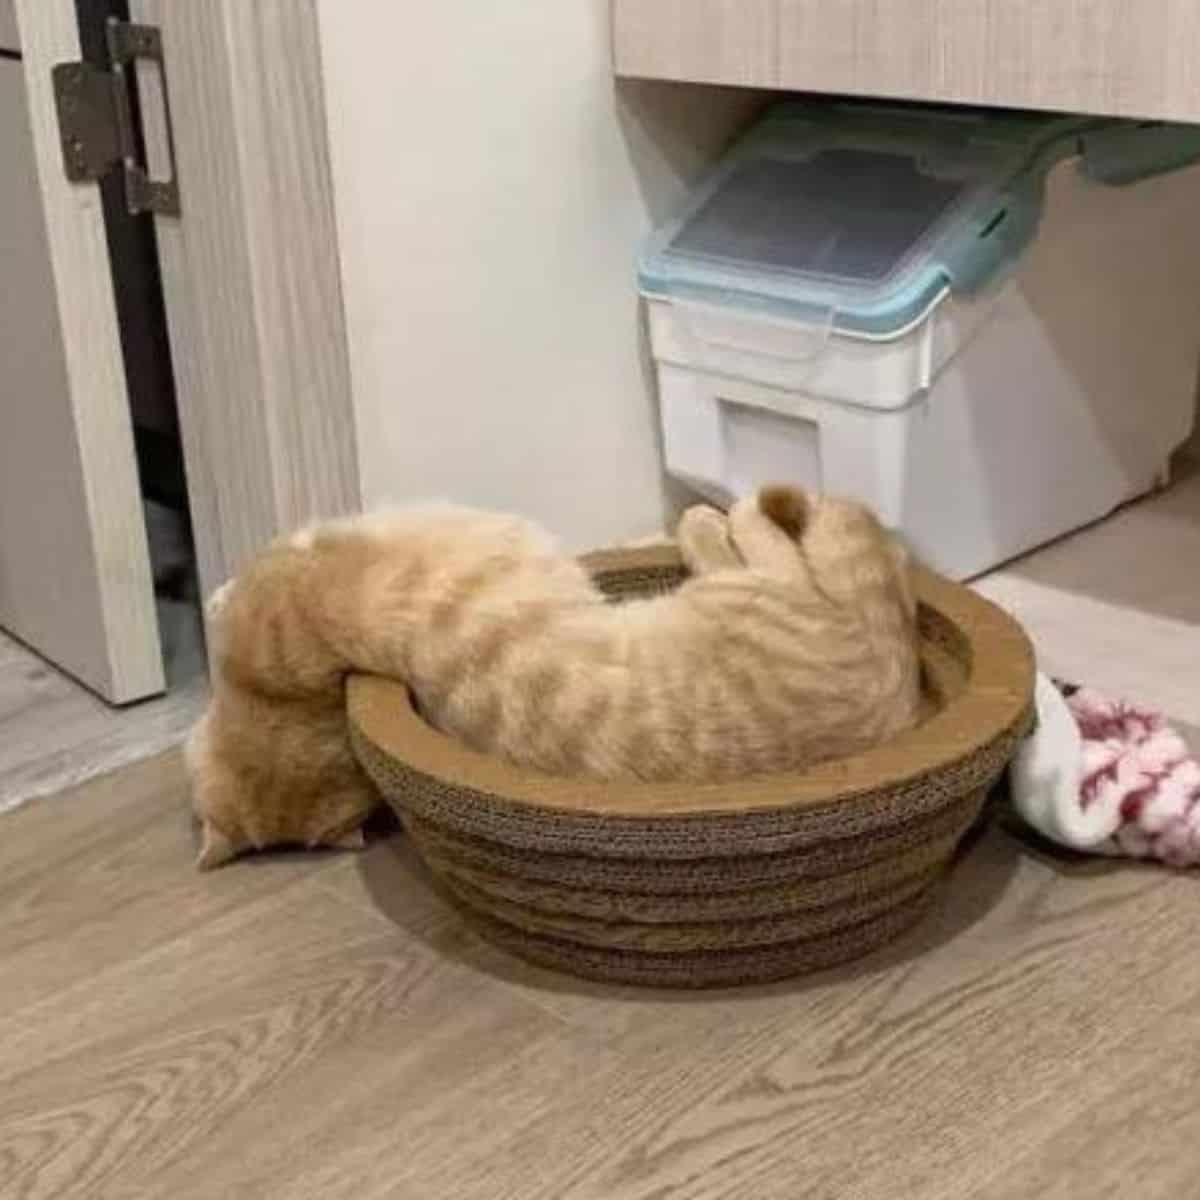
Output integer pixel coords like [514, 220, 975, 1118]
[3, 467, 1200, 1198]
[1, 750, 1199, 1200]
[0, 627, 206, 815]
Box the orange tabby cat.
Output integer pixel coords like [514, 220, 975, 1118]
[187, 486, 920, 868]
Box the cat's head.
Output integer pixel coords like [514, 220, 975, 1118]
[185, 564, 379, 870]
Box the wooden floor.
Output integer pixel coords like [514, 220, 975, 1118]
[4, 468, 1200, 1199]
[0, 596, 207, 815]
[4, 752, 1200, 1200]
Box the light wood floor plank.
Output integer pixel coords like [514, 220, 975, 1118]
[541, 844, 1196, 1200]
[0, 631, 205, 815]
[3, 782, 1199, 1200]
[0, 794, 559, 1200]
[964, 1001, 1200, 1200]
[0, 753, 353, 1016]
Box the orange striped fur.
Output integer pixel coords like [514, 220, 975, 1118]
[186, 488, 920, 868]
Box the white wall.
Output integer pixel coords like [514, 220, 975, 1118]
[316, 1, 761, 549]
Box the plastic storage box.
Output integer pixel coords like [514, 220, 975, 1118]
[639, 104, 1200, 579]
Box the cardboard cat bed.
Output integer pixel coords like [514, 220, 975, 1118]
[347, 545, 1034, 988]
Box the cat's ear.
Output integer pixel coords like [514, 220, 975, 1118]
[757, 486, 809, 539]
[196, 820, 240, 871]
[329, 828, 366, 852]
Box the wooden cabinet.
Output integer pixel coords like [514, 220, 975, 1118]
[614, 0, 1200, 123]
[613, 0, 775, 87]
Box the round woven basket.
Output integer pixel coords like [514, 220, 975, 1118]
[348, 546, 1034, 988]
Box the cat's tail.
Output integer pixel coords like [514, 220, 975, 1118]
[774, 488, 917, 631]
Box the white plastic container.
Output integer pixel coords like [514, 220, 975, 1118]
[640, 105, 1200, 579]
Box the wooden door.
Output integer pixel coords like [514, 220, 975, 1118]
[1, 0, 163, 702]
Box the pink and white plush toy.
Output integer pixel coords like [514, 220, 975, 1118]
[1010, 673, 1200, 865]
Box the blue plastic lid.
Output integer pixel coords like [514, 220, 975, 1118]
[638, 102, 1200, 338]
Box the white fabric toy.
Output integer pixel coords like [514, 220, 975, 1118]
[1010, 672, 1200, 865]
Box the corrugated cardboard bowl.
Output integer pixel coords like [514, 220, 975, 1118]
[349, 546, 1034, 987]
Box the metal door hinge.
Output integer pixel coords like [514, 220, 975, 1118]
[51, 19, 179, 216]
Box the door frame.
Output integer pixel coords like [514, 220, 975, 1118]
[128, 0, 361, 603]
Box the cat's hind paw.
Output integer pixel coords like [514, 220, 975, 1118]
[678, 505, 741, 574]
